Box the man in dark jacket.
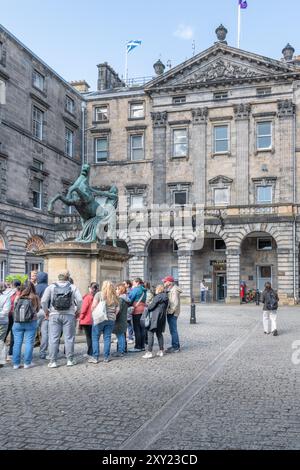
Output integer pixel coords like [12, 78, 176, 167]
[36, 272, 49, 359]
[262, 282, 279, 336]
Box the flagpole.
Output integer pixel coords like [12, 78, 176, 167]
[237, 3, 241, 48]
[125, 45, 128, 85]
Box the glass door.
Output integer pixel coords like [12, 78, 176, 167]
[216, 273, 227, 301]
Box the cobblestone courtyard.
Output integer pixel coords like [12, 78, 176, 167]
[1, 304, 300, 450]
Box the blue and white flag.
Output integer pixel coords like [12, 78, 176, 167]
[126, 40, 142, 54]
[239, 0, 248, 8]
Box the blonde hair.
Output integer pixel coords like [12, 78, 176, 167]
[155, 284, 165, 294]
[101, 280, 119, 306]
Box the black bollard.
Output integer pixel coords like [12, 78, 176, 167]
[256, 289, 260, 305]
[190, 297, 196, 324]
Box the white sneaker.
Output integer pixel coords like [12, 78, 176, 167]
[13, 365, 20, 370]
[127, 339, 134, 344]
[67, 359, 77, 367]
[142, 352, 153, 359]
[88, 357, 99, 364]
[156, 350, 164, 357]
[24, 363, 35, 369]
[48, 362, 58, 368]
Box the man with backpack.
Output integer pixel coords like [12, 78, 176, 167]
[262, 282, 279, 336]
[41, 270, 82, 368]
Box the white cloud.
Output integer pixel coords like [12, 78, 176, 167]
[174, 24, 194, 40]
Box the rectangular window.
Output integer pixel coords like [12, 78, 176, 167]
[130, 195, 144, 209]
[173, 191, 187, 206]
[214, 188, 229, 205]
[32, 106, 44, 140]
[32, 159, 43, 170]
[33, 70, 45, 91]
[65, 96, 75, 114]
[213, 91, 228, 100]
[257, 87, 271, 97]
[130, 102, 145, 119]
[0, 79, 6, 105]
[65, 128, 74, 157]
[173, 128, 188, 157]
[95, 137, 109, 162]
[214, 239, 226, 251]
[32, 178, 42, 209]
[95, 106, 109, 122]
[257, 185, 272, 204]
[172, 96, 186, 104]
[0, 260, 7, 283]
[257, 238, 272, 251]
[214, 125, 229, 153]
[257, 121, 272, 150]
[130, 134, 144, 161]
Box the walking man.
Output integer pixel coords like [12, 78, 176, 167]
[163, 276, 182, 353]
[262, 282, 279, 336]
[41, 270, 82, 368]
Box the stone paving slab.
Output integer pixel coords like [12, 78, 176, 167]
[0, 304, 299, 450]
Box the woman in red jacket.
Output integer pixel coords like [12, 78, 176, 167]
[79, 282, 99, 358]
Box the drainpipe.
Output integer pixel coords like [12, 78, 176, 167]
[81, 101, 87, 164]
[293, 108, 297, 302]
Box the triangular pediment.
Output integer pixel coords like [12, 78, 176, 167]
[209, 175, 233, 185]
[146, 43, 300, 91]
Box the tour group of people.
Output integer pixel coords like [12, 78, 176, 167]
[0, 270, 183, 369]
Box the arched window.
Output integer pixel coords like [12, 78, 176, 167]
[25, 236, 45, 274]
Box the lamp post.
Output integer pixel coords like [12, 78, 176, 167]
[190, 297, 196, 324]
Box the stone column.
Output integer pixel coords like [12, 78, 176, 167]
[177, 250, 192, 302]
[277, 247, 295, 304]
[225, 248, 240, 303]
[234, 103, 251, 205]
[128, 252, 147, 281]
[277, 99, 296, 203]
[191, 108, 208, 204]
[151, 111, 168, 204]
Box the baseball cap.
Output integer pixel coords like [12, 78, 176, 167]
[162, 276, 175, 283]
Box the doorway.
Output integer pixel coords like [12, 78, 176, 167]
[216, 273, 227, 301]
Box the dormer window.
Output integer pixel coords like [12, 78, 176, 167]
[213, 91, 228, 100]
[172, 96, 186, 105]
[257, 87, 271, 97]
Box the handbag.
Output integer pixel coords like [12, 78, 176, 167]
[142, 307, 151, 329]
[92, 299, 108, 325]
[127, 292, 144, 319]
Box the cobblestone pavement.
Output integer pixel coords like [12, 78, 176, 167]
[0, 304, 300, 450]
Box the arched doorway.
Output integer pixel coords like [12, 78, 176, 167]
[147, 238, 178, 287]
[193, 233, 227, 302]
[240, 232, 277, 294]
[25, 236, 46, 275]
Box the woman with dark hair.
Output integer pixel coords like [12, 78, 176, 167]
[12, 282, 40, 369]
[113, 283, 129, 357]
[79, 282, 99, 358]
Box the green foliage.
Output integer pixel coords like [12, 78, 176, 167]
[5, 274, 28, 285]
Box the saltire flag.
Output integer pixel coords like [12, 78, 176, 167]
[239, 0, 248, 8]
[126, 40, 142, 53]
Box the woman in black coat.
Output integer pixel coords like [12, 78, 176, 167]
[142, 285, 169, 359]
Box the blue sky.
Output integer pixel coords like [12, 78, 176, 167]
[1, 0, 300, 90]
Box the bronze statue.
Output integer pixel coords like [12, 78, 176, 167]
[48, 164, 118, 246]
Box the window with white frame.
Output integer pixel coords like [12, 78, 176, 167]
[214, 187, 229, 205]
[257, 238, 272, 251]
[214, 125, 229, 153]
[172, 96, 186, 105]
[213, 91, 228, 100]
[257, 121, 272, 150]
[65, 96, 75, 114]
[130, 134, 144, 161]
[95, 105, 109, 122]
[214, 239, 226, 251]
[173, 128, 188, 157]
[95, 136, 109, 162]
[32, 178, 42, 209]
[130, 194, 144, 209]
[65, 128, 74, 157]
[32, 106, 44, 140]
[0, 79, 5, 105]
[130, 102, 144, 119]
[257, 185, 272, 204]
[0, 259, 6, 283]
[33, 70, 45, 91]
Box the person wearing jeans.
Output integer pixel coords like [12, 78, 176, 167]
[128, 278, 146, 352]
[167, 314, 180, 350]
[91, 320, 115, 360]
[12, 320, 38, 367]
[163, 276, 182, 353]
[79, 282, 99, 357]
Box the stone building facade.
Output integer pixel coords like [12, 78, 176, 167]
[0, 25, 83, 279]
[1, 23, 300, 304]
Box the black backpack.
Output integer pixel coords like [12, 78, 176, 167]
[14, 298, 35, 322]
[266, 290, 278, 311]
[52, 282, 73, 311]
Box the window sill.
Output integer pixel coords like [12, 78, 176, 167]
[254, 148, 275, 155]
[32, 85, 47, 97]
[92, 120, 110, 125]
[169, 155, 189, 161]
[128, 117, 145, 121]
[212, 152, 231, 158]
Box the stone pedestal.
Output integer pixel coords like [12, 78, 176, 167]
[37, 242, 131, 294]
